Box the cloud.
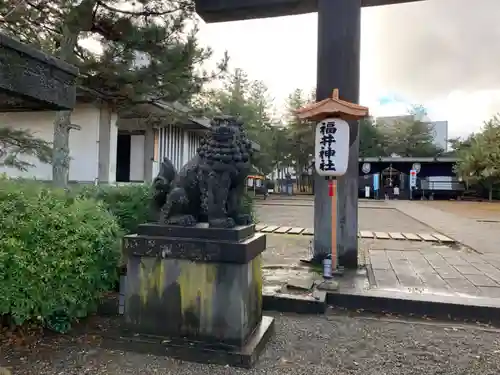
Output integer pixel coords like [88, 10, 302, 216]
[364, 0, 500, 135]
[370, 0, 500, 101]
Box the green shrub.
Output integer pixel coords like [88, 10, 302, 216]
[0, 180, 122, 333]
[241, 191, 258, 223]
[74, 183, 152, 234]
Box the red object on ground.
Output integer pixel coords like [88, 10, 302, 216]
[328, 180, 334, 197]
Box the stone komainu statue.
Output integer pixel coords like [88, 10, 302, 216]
[151, 115, 254, 228]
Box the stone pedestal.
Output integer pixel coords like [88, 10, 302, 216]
[115, 223, 274, 368]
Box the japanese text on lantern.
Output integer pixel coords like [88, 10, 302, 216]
[314, 118, 350, 177]
[319, 121, 337, 172]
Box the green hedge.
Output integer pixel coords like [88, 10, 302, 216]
[0, 180, 256, 333]
[75, 183, 256, 228]
[0, 179, 122, 333]
[73, 183, 153, 234]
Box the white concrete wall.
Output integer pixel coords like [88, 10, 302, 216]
[0, 102, 117, 182]
[130, 134, 145, 181]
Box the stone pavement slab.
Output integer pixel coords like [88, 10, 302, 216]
[258, 234, 500, 325]
[365, 238, 500, 299]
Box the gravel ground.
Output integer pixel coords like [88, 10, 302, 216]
[3, 312, 500, 375]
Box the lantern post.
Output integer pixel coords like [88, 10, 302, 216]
[297, 89, 369, 274]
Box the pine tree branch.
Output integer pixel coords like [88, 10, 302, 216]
[0, 127, 52, 171]
[95, 0, 190, 17]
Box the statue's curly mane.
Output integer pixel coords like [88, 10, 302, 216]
[197, 120, 253, 174]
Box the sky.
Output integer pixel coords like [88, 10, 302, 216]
[195, 0, 500, 139]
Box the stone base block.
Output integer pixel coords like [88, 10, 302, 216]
[122, 223, 271, 365]
[102, 315, 275, 369]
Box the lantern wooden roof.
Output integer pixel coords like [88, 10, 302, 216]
[296, 89, 369, 122]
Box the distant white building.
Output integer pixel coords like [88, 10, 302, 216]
[376, 115, 448, 152]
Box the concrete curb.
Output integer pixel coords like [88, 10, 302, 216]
[262, 291, 327, 314]
[326, 289, 500, 324]
[98, 287, 500, 324]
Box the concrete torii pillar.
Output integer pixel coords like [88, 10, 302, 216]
[194, 0, 422, 268]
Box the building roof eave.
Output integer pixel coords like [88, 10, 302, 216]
[359, 156, 458, 163]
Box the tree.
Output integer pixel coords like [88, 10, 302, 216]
[448, 134, 475, 154]
[191, 69, 278, 175]
[377, 107, 443, 157]
[1, 0, 226, 187]
[359, 118, 387, 157]
[454, 115, 500, 201]
[284, 89, 314, 180]
[0, 128, 52, 171]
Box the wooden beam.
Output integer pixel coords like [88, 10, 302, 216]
[195, 0, 424, 23]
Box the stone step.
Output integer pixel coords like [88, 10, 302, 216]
[253, 226, 456, 244]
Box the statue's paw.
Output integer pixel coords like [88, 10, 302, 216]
[166, 215, 197, 227]
[234, 214, 253, 226]
[209, 217, 235, 229]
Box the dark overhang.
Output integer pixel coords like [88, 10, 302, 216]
[0, 33, 78, 111]
[195, 0, 424, 23]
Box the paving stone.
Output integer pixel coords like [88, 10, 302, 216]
[446, 278, 480, 295]
[435, 267, 462, 279]
[255, 225, 267, 231]
[385, 251, 406, 260]
[274, 226, 292, 234]
[397, 275, 424, 287]
[359, 231, 374, 238]
[417, 272, 449, 289]
[402, 233, 421, 241]
[473, 262, 500, 274]
[287, 277, 314, 291]
[388, 232, 405, 240]
[417, 233, 439, 242]
[431, 233, 455, 243]
[372, 269, 400, 288]
[410, 262, 436, 275]
[374, 231, 391, 240]
[485, 260, 500, 270]
[370, 261, 392, 270]
[261, 225, 279, 233]
[369, 249, 387, 257]
[466, 255, 488, 265]
[478, 269, 500, 284]
[391, 263, 423, 287]
[422, 256, 450, 270]
[477, 286, 500, 298]
[287, 227, 304, 235]
[437, 249, 461, 258]
[302, 228, 314, 236]
[464, 274, 499, 287]
[443, 257, 470, 266]
[453, 265, 483, 275]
